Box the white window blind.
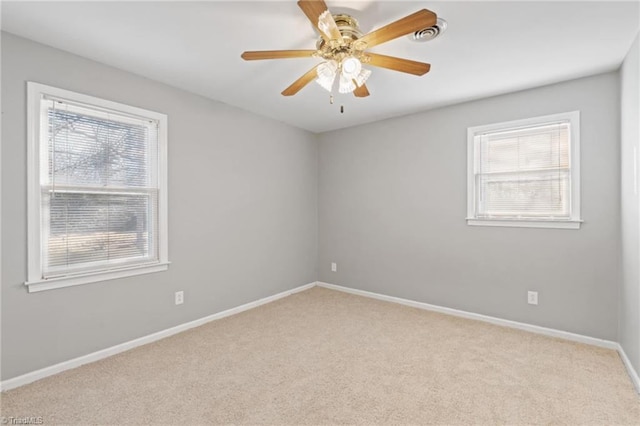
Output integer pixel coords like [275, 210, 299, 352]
[477, 122, 570, 218]
[467, 112, 581, 229]
[43, 98, 159, 277]
[27, 83, 168, 292]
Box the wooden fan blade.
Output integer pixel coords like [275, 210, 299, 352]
[366, 53, 431, 76]
[358, 9, 437, 48]
[241, 50, 316, 60]
[282, 65, 320, 96]
[298, 0, 342, 41]
[353, 84, 370, 98]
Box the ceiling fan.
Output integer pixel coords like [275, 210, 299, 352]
[241, 1, 437, 98]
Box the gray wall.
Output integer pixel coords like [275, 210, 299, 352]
[1, 30, 633, 383]
[318, 72, 621, 340]
[620, 33, 640, 374]
[1, 33, 318, 380]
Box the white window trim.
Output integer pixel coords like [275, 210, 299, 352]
[466, 111, 582, 230]
[26, 82, 169, 292]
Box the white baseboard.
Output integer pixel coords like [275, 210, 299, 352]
[317, 282, 640, 392]
[317, 282, 618, 350]
[617, 343, 640, 394]
[4, 280, 638, 395]
[0, 282, 316, 392]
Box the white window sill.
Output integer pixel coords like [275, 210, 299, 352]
[25, 262, 170, 293]
[467, 218, 582, 229]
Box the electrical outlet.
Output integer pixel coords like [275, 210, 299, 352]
[175, 291, 184, 305]
[331, 262, 337, 272]
[527, 291, 538, 305]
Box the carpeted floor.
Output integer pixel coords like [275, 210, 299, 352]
[1, 286, 639, 425]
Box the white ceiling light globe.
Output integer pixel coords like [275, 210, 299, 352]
[341, 57, 362, 79]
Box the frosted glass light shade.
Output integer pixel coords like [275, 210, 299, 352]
[338, 73, 356, 94]
[318, 60, 337, 79]
[315, 60, 338, 92]
[354, 68, 372, 87]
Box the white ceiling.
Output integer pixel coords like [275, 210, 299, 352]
[2, 1, 639, 133]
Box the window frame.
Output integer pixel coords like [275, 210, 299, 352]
[26, 82, 169, 292]
[466, 111, 582, 230]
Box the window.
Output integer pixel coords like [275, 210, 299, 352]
[467, 111, 581, 229]
[27, 82, 168, 292]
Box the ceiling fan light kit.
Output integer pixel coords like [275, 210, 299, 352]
[241, 1, 438, 99]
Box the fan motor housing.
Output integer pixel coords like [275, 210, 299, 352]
[316, 14, 364, 50]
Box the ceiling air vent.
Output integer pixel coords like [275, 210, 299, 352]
[410, 18, 447, 42]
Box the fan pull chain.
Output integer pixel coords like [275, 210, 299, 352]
[329, 94, 334, 104]
[340, 105, 344, 114]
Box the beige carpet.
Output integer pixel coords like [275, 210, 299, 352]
[1, 287, 639, 425]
